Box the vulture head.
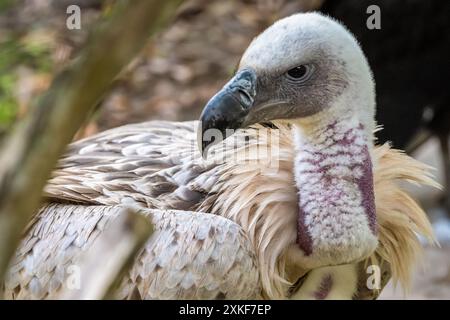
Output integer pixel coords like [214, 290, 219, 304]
[199, 12, 375, 153]
[199, 13, 378, 270]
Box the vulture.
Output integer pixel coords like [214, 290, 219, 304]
[4, 13, 438, 300]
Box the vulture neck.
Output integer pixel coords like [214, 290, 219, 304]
[290, 106, 378, 268]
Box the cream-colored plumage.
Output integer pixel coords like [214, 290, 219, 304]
[5, 204, 259, 299]
[4, 121, 436, 299]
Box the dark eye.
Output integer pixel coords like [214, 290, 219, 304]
[286, 64, 314, 82]
[287, 65, 307, 78]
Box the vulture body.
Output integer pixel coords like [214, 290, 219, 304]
[5, 121, 436, 299]
[4, 13, 437, 300]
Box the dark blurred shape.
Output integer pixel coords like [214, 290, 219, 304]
[321, 0, 450, 148]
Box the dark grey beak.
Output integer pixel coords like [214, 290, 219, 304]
[198, 69, 256, 157]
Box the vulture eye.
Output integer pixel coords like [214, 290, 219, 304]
[286, 65, 314, 83]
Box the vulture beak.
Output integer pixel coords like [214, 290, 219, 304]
[198, 69, 257, 157]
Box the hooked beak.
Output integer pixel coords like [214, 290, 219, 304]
[198, 69, 257, 157]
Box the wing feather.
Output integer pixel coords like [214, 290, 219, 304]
[4, 204, 260, 300]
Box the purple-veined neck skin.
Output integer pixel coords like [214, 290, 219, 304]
[291, 112, 378, 269]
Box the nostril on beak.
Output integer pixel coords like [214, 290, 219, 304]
[237, 89, 253, 109]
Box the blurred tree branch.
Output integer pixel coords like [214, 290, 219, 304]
[0, 0, 183, 287]
[61, 208, 154, 300]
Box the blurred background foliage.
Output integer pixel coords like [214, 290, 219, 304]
[0, 33, 51, 128]
[0, 0, 321, 138]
